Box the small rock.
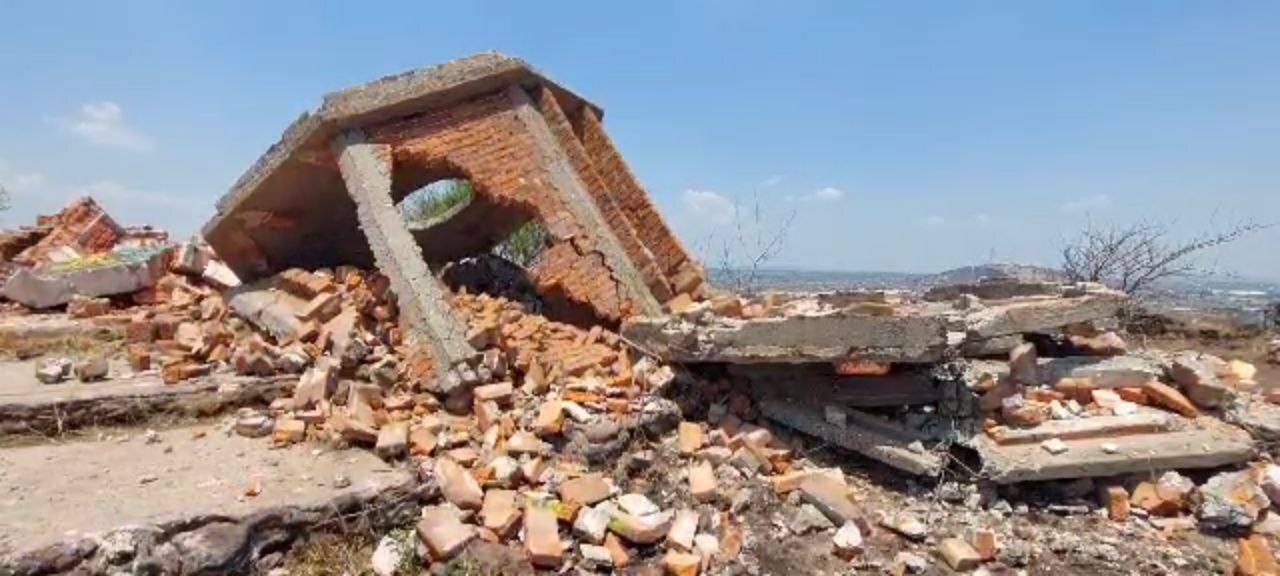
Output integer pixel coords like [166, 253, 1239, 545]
[893, 551, 930, 574]
[663, 550, 701, 576]
[74, 356, 109, 382]
[1040, 438, 1068, 455]
[35, 357, 72, 384]
[234, 414, 273, 438]
[579, 543, 614, 570]
[574, 505, 611, 545]
[832, 521, 864, 560]
[880, 512, 927, 542]
[370, 535, 402, 576]
[1197, 469, 1270, 530]
[617, 493, 660, 516]
[790, 503, 835, 535]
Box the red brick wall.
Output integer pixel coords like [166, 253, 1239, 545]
[528, 85, 674, 302]
[14, 197, 124, 266]
[570, 108, 706, 295]
[366, 90, 634, 323]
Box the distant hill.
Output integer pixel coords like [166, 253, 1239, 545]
[922, 263, 1068, 286]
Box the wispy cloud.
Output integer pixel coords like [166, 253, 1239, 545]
[807, 186, 845, 202]
[972, 212, 992, 226]
[1060, 193, 1111, 214]
[921, 215, 946, 228]
[59, 101, 151, 151]
[682, 189, 735, 224]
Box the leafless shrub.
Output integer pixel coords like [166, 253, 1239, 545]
[708, 189, 796, 295]
[1061, 218, 1271, 295]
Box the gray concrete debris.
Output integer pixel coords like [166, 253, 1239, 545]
[1196, 469, 1270, 531]
[2, 246, 172, 309]
[972, 419, 1255, 484]
[0, 426, 418, 575]
[759, 397, 945, 477]
[622, 289, 1125, 365]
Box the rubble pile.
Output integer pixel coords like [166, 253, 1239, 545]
[0, 198, 183, 309]
[2, 54, 1280, 575]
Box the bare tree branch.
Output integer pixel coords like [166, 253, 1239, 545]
[712, 189, 796, 295]
[1062, 218, 1271, 295]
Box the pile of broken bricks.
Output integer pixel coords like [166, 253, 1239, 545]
[7, 202, 1280, 573]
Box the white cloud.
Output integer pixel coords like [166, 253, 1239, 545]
[60, 101, 151, 151]
[972, 213, 992, 226]
[807, 186, 845, 202]
[922, 215, 946, 228]
[683, 189, 735, 224]
[1060, 193, 1111, 214]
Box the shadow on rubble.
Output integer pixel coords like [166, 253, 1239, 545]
[439, 254, 606, 331]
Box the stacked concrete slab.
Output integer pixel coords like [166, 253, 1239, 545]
[623, 283, 1261, 481]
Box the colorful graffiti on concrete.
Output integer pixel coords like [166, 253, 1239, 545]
[42, 245, 172, 276]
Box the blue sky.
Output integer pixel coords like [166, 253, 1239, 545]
[1, 1, 1277, 278]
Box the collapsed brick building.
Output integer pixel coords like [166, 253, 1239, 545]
[203, 52, 707, 369]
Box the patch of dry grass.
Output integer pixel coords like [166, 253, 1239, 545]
[0, 331, 123, 360]
[284, 532, 378, 576]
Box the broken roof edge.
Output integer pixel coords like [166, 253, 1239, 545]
[202, 51, 602, 239]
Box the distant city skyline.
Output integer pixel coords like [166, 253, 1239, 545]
[1, 2, 1276, 279]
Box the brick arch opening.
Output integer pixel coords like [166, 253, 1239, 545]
[390, 152, 603, 327]
[391, 155, 538, 266]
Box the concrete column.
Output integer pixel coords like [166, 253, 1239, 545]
[505, 85, 664, 317]
[332, 130, 477, 367]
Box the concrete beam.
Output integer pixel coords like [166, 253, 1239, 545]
[505, 85, 663, 318]
[623, 311, 951, 364]
[332, 130, 477, 367]
[963, 292, 1126, 340]
[973, 420, 1254, 484]
[622, 291, 1126, 365]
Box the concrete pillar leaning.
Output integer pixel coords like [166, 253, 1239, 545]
[332, 129, 478, 367]
[504, 85, 664, 318]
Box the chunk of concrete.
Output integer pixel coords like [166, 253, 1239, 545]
[2, 246, 171, 309]
[974, 421, 1255, 484]
[760, 397, 944, 476]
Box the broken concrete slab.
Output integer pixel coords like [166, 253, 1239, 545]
[3, 246, 172, 309]
[1035, 354, 1166, 388]
[0, 426, 417, 574]
[0, 359, 294, 436]
[624, 311, 951, 364]
[973, 420, 1255, 483]
[623, 290, 1126, 365]
[759, 397, 945, 476]
[986, 411, 1176, 445]
[961, 291, 1126, 342]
